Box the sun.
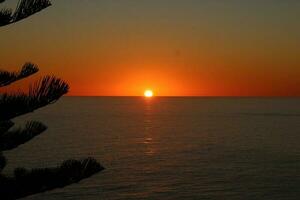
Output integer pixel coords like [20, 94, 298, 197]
[144, 90, 153, 97]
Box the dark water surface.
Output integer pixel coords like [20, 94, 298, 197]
[4, 97, 300, 200]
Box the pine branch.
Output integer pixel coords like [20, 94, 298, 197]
[0, 8, 12, 26]
[0, 121, 47, 151]
[0, 0, 51, 27]
[0, 75, 69, 121]
[1, 1, 104, 199]
[12, 0, 51, 23]
[0, 120, 14, 135]
[0, 63, 39, 87]
[29, 75, 69, 105]
[0, 158, 104, 199]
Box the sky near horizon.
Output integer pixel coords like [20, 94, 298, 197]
[1, 0, 300, 96]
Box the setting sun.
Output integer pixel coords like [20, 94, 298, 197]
[144, 90, 153, 97]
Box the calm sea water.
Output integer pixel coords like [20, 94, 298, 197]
[4, 97, 300, 200]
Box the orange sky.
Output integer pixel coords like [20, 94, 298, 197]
[1, 1, 300, 96]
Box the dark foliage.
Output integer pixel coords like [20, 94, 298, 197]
[0, 121, 47, 151]
[0, 8, 11, 26]
[0, 158, 104, 199]
[0, 63, 38, 87]
[13, 0, 51, 22]
[0, 1, 104, 199]
[0, 0, 51, 26]
[0, 67, 104, 200]
[0, 76, 69, 121]
[0, 121, 14, 134]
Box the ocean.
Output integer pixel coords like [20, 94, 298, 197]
[4, 97, 300, 200]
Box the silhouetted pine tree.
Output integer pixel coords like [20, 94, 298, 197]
[0, 1, 104, 199]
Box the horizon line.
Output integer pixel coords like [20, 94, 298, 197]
[65, 95, 300, 98]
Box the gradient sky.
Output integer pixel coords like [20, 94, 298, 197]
[1, 0, 300, 96]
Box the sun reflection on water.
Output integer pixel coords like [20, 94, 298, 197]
[143, 100, 157, 156]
